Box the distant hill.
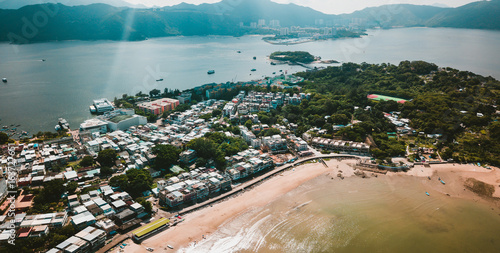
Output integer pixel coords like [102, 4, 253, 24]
[0, 0, 145, 9]
[1, 0, 500, 43]
[426, 0, 500, 29]
[342, 4, 448, 28]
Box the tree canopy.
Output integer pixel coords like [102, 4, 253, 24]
[97, 149, 117, 167]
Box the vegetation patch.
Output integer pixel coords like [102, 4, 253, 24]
[270, 51, 315, 63]
[464, 178, 495, 198]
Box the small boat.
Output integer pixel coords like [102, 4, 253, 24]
[427, 176, 431, 180]
[41, 59, 46, 62]
[251, 69, 256, 72]
[2, 78, 7, 83]
[237, 51, 241, 53]
[425, 192, 430, 196]
[207, 70, 215, 74]
[272, 72, 276, 74]
[167, 245, 174, 249]
[253, 56, 256, 60]
[440, 179, 446, 185]
[270, 62, 276, 65]
[156, 78, 163, 82]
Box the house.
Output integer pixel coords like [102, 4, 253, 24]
[180, 149, 197, 165]
[147, 167, 161, 178]
[74, 226, 106, 252]
[71, 211, 96, 230]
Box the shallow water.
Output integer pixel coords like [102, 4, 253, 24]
[182, 175, 500, 253]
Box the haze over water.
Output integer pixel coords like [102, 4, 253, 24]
[1, 27, 500, 134]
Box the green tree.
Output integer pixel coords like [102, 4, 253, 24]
[149, 89, 161, 97]
[100, 166, 114, 177]
[109, 174, 129, 190]
[97, 149, 117, 167]
[152, 144, 181, 169]
[0, 132, 8, 145]
[66, 181, 78, 195]
[79, 156, 94, 167]
[244, 119, 253, 129]
[126, 169, 153, 197]
[212, 109, 222, 117]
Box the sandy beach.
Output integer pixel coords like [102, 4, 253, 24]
[118, 160, 500, 253]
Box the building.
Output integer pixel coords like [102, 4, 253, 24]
[311, 137, 370, 155]
[92, 98, 114, 114]
[51, 226, 106, 253]
[74, 226, 106, 252]
[137, 98, 180, 115]
[79, 119, 108, 134]
[132, 218, 169, 242]
[101, 109, 147, 132]
[180, 149, 197, 165]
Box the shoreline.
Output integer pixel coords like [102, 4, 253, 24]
[119, 160, 500, 253]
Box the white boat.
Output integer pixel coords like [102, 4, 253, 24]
[2, 78, 6, 83]
[167, 245, 174, 249]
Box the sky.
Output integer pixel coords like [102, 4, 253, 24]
[124, 0, 479, 14]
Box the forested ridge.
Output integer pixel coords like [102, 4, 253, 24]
[290, 61, 499, 165]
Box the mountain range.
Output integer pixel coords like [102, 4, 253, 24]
[1, 0, 499, 43]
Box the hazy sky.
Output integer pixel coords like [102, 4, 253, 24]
[124, 0, 478, 14]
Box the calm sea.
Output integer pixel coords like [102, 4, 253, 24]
[183, 174, 500, 253]
[1, 27, 500, 134]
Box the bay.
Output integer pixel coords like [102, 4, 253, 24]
[0, 27, 500, 134]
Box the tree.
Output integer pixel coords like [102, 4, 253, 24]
[97, 149, 117, 167]
[109, 174, 129, 190]
[79, 156, 94, 167]
[100, 166, 114, 177]
[152, 144, 181, 169]
[66, 181, 78, 195]
[149, 89, 161, 97]
[212, 109, 222, 118]
[245, 119, 253, 129]
[0, 132, 8, 144]
[126, 169, 153, 197]
[137, 197, 153, 214]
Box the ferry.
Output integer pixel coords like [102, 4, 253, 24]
[207, 70, 215, 74]
[2, 78, 7, 83]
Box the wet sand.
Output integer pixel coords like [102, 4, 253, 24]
[120, 161, 500, 253]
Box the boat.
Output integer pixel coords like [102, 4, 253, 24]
[440, 179, 446, 185]
[270, 62, 276, 65]
[425, 192, 430, 196]
[41, 59, 46, 62]
[156, 78, 163, 82]
[2, 78, 6, 83]
[427, 176, 431, 180]
[251, 69, 256, 72]
[237, 51, 241, 53]
[167, 245, 174, 249]
[207, 70, 215, 74]
[272, 72, 276, 74]
[253, 56, 256, 60]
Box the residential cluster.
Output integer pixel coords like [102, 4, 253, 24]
[0, 84, 377, 251]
